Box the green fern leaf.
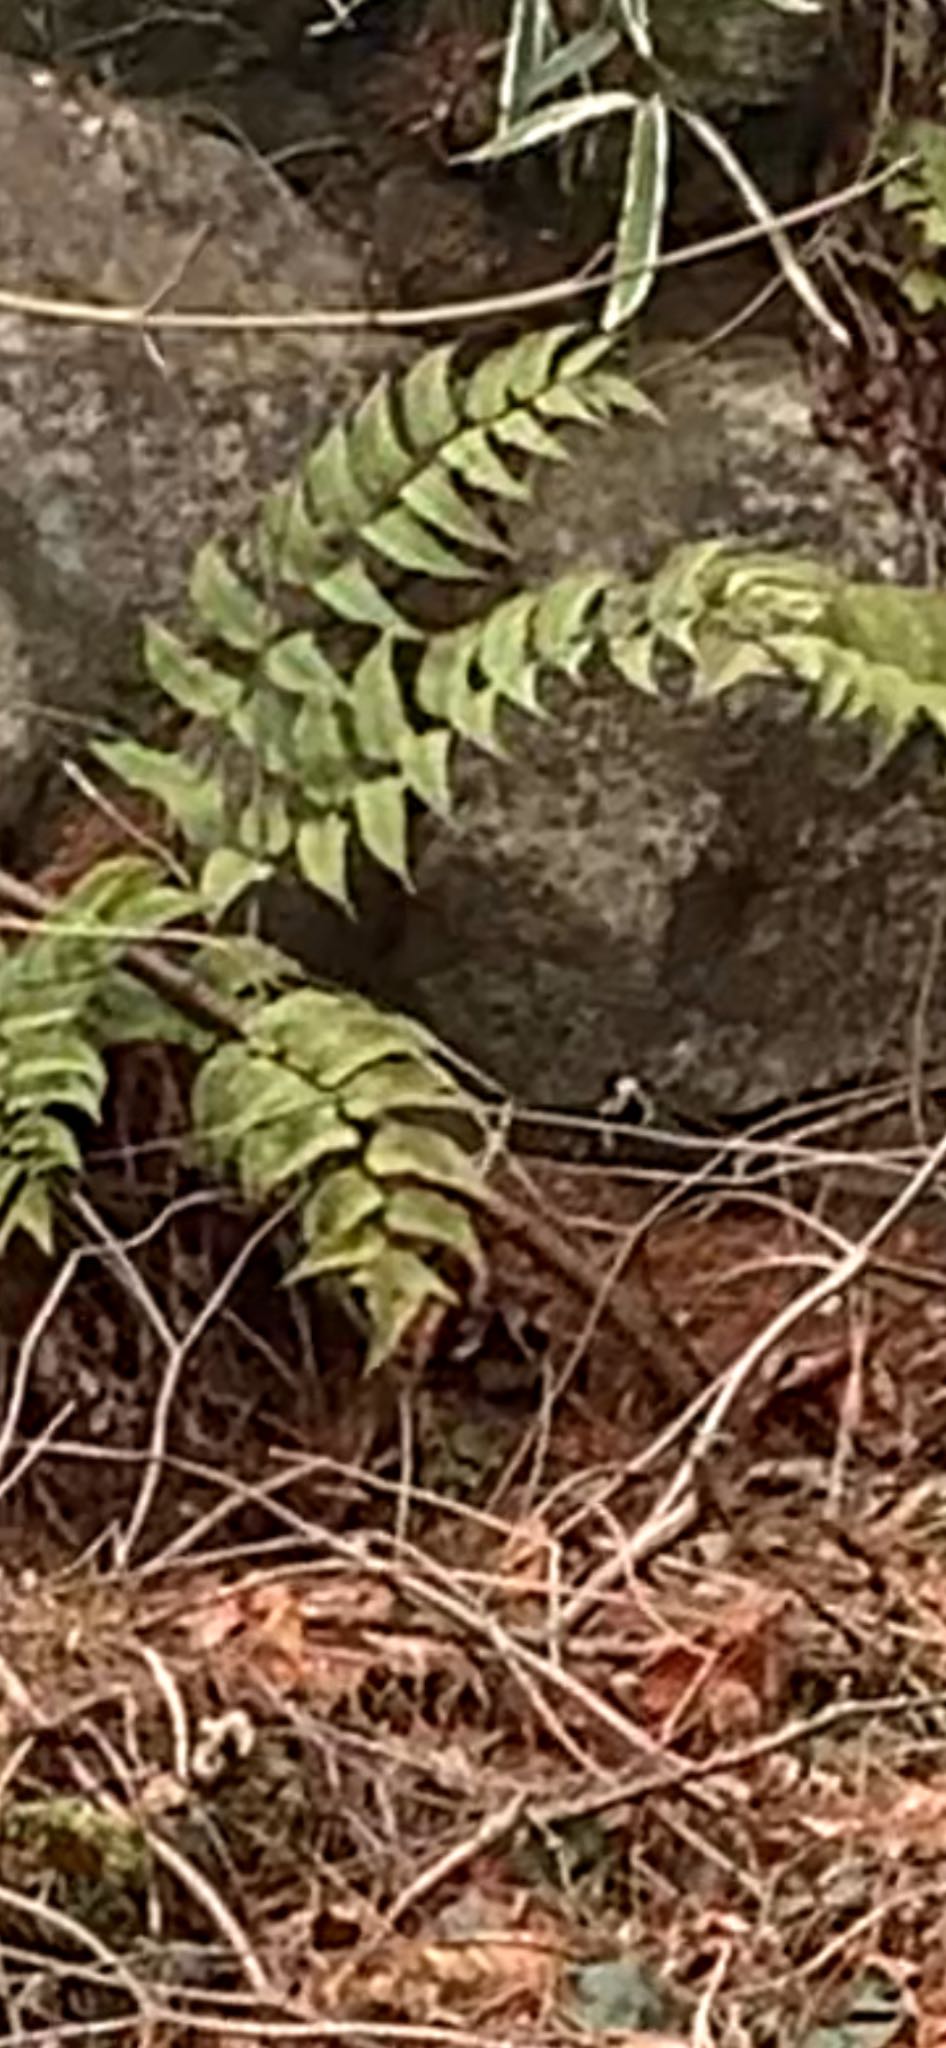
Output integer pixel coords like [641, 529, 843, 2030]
[6, 1047, 106, 1120]
[228, 689, 296, 776]
[237, 791, 292, 859]
[491, 408, 568, 462]
[366, 1120, 480, 1192]
[238, 1105, 358, 1194]
[342, 1056, 458, 1121]
[399, 343, 460, 452]
[349, 376, 416, 499]
[444, 428, 532, 501]
[416, 626, 479, 721]
[608, 627, 657, 690]
[505, 324, 587, 401]
[250, 990, 421, 1077]
[292, 702, 351, 781]
[92, 742, 228, 847]
[352, 635, 409, 763]
[477, 593, 535, 693]
[94, 969, 213, 1050]
[144, 622, 242, 718]
[362, 1248, 454, 1371]
[401, 463, 507, 555]
[195, 1051, 319, 1152]
[363, 505, 480, 580]
[451, 680, 504, 750]
[463, 329, 579, 423]
[56, 855, 194, 935]
[190, 541, 272, 653]
[353, 776, 411, 881]
[264, 633, 346, 703]
[301, 1165, 385, 1249]
[305, 419, 376, 527]
[290, 1222, 389, 1282]
[533, 570, 608, 662]
[0, 1179, 54, 1258]
[261, 482, 333, 587]
[387, 1184, 483, 1270]
[296, 813, 352, 911]
[535, 383, 607, 424]
[586, 367, 656, 416]
[396, 728, 453, 815]
[312, 558, 416, 633]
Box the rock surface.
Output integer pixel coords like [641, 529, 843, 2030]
[653, 0, 837, 114]
[356, 340, 946, 1120]
[0, 54, 382, 837]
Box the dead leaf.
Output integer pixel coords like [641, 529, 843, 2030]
[638, 1592, 790, 1740]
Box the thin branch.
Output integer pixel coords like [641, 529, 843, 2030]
[0, 1249, 83, 1476]
[72, 1190, 290, 1565]
[564, 1117, 946, 1628]
[0, 161, 908, 336]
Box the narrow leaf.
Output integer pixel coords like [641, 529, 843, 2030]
[527, 25, 620, 102]
[682, 108, 849, 346]
[498, 0, 553, 132]
[464, 89, 639, 162]
[614, 0, 653, 59]
[604, 96, 670, 330]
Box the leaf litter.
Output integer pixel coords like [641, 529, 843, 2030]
[6, 1060, 946, 2043]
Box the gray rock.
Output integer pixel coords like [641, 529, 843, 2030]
[362, 341, 946, 1119]
[0, 54, 384, 833]
[653, 0, 837, 114]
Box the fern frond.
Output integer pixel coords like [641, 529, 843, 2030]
[95, 327, 652, 913]
[192, 987, 480, 1369]
[0, 859, 195, 1255]
[600, 544, 946, 753]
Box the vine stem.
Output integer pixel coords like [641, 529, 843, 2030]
[0, 866, 686, 1400]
